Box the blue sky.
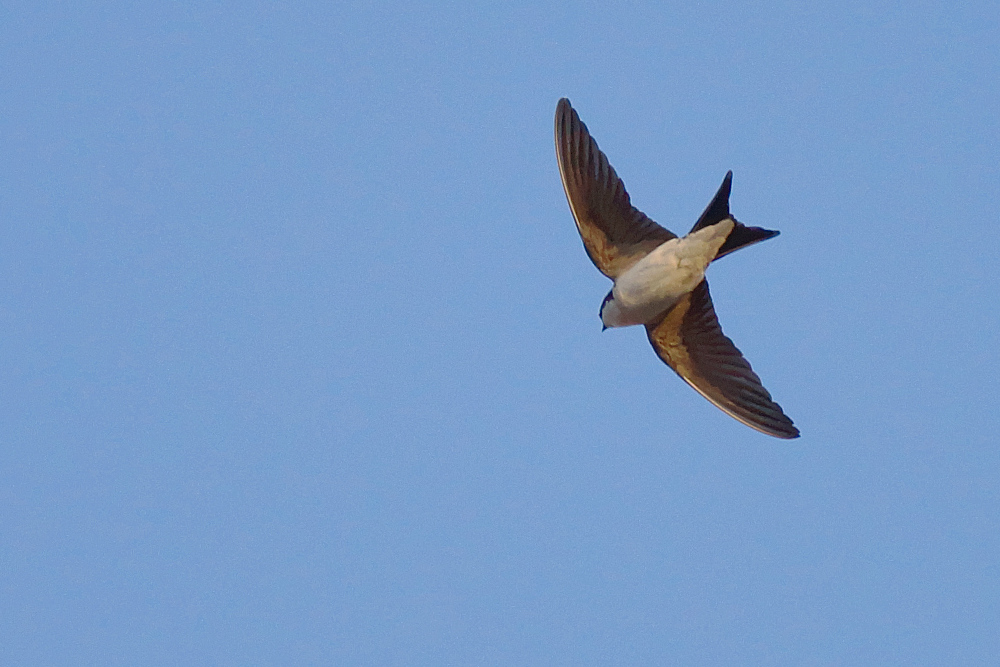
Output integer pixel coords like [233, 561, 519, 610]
[2, 1, 999, 664]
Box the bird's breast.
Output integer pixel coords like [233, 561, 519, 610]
[611, 220, 735, 325]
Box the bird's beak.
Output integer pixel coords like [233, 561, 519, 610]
[602, 324, 608, 332]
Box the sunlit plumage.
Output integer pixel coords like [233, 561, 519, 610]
[555, 98, 798, 438]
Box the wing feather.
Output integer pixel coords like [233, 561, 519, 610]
[645, 280, 799, 438]
[554, 98, 675, 279]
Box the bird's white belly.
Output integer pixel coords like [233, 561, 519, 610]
[611, 220, 734, 325]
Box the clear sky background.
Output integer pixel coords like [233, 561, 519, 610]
[2, 1, 999, 664]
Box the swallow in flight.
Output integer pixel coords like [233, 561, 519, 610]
[555, 98, 798, 438]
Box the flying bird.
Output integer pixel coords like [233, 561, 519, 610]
[554, 98, 799, 438]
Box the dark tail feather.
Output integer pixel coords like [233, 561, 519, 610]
[690, 171, 734, 232]
[715, 224, 779, 261]
[689, 171, 780, 261]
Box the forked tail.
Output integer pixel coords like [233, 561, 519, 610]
[689, 171, 780, 261]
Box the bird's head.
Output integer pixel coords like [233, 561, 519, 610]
[599, 289, 616, 331]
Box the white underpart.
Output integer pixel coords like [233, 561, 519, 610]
[602, 219, 735, 328]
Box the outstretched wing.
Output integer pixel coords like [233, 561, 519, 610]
[554, 98, 675, 279]
[645, 280, 799, 438]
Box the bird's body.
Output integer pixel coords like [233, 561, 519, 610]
[554, 98, 799, 438]
[601, 219, 734, 329]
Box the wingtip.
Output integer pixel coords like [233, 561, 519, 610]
[777, 426, 801, 440]
[768, 413, 800, 439]
[555, 98, 576, 137]
[743, 414, 800, 440]
[729, 407, 801, 440]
